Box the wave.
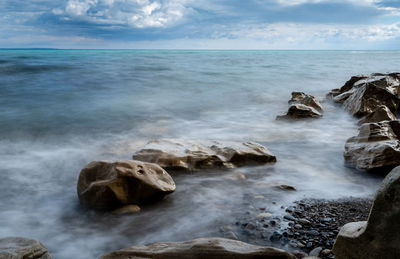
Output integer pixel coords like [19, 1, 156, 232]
[0, 63, 73, 75]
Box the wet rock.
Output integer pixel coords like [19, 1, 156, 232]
[289, 92, 323, 112]
[358, 105, 396, 125]
[133, 139, 276, 172]
[309, 247, 323, 256]
[276, 184, 297, 191]
[257, 212, 272, 218]
[100, 237, 296, 259]
[77, 160, 176, 210]
[333, 166, 400, 259]
[284, 214, 296, 221]
[0, 237, 51, 259]
[277, 104, 322, 120]
[113, 204, 141, 215]
[344, 120, 400, 172]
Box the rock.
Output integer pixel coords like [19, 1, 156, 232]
[330, 73, 400, 117]
[344, 120, 400, 172]
[358, 105, 397, 125]
[309, 247, 323, 256]
[132, 139, 276, 172]
[275, 184, 297, 191]
[321, 249, 331, 256]
[0, 237, 51, 259]
[77, 160, 176, 210]
[100, 237, 296, 259]
[284, 214, 296, 221]
[257, 213, 272, 218]
[277, 104, 322, 120]
[333, 166, 400, 258]
[298, 219, 311, 225]
[289, 92, 323, 112]
[113, 204, 141, 215]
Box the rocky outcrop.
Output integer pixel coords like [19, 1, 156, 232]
[277, 92, 323, 120]
[357, 105, 396, 125]
[100, 237, 296, 259]
[333, 165, 400, 259]
[344, 120, 400, 172]
[77, 160, 176, 210]
[0, 237, 51, 259]
[329, 73, 400, 117]
[132, 139, 276, 172]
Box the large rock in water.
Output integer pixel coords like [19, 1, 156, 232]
[276, 92, 323, 120]
[0, 237, 51, 259]
[100, 237, 296, 259]
[133, 139, 276, 172]
[333, 166, 400, 259]
[329, 73, 400, 117]
[344, 120, 400, 172]
[77, 160, 176, 210]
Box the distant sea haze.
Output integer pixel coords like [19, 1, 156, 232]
[0, 49, 397, 258]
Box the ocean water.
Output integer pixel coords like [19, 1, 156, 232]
[0, 50, 398, 258]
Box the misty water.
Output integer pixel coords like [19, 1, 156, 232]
[1, 50, 399, 258]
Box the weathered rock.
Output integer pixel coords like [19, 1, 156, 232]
[101, 237, 296, 259]
[275, 184, 297, 191]
[0, 237, 51, 259]
[333, 166, 400, 259]
[289, 92, 323, 112]
[344, 120, 400, 172]
[113, 204, 141, 215]
[132, 139, 276, 172]
[77, 160, 176, 210]
[276, 104, 322, 120]
[330, 73, 400, 117]
[358, 105, 397, 125]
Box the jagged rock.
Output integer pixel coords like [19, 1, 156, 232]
[0, 237, 51, 259]
[330, 73, 400, 117]
[344, 120, 400, 172]
[333, 166, 400, 259]
[100, 237, 296, 259]
[77, 160, 176, 210]
[277, 104, 322, 120]
[289, 92, 323, 112]
[358, 105, 397, 125]
[132, 139, 276, 172]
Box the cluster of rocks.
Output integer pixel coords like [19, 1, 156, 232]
[328, 73, 400, 172]
[277, 92, 324, 120]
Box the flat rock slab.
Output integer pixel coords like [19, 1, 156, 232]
[77, 160, 176, 210]
[0, 237, 51, 259]
[101, 237, 296, 259]
[133, 139, 276, 172]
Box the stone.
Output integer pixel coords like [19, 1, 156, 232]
[100, 237, 296, 259]
[257, 213, 272, 218]
[0, 237, 51, 259]
[309, 247, 323, 257]
[344, 120, 400, 172]
[133, 139, 276, 172]
[113, 204, 141, 215]
[288, 92, 323, 112]
[333, 166, 400, 258]
[77, 160, 176, 210]
[277, 104, 322, 120]
[358, 105, 397, 125]
[284, 214, 295, 221]
[275, 184, 297, 191]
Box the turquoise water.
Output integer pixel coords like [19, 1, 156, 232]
[0, 50, 398, 258]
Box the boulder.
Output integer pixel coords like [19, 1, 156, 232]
[330, 73, 400, 117]
[0, 237, 51, 259]
[77, 160, 176, 210]
[100, 237, 296, 259]
[333, 166, 400, 259]
[132, 139, 276, 172]
[358, 105, 397, 125]
[344, 120, 400, 172]
[289, 92, 323, 112]
[276, 104, 322, 120]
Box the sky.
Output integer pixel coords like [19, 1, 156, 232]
[0, 0, 400, 49]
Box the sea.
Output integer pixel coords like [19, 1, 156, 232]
[0, 50, 398, 258]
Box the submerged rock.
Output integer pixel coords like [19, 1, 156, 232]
[133, 139, 276, 172]
[0, 237, 51, 259]
[277, 92, 323, 120]
[344, 120, 400, 172]
[77, 160, 176, 210]
[100, 237, 296, 259]
[333, 166, 400, 259]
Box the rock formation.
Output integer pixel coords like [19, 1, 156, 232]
[101, 237, 296, 259]
[277, 92, 323, 120]
[0, 237, 51, 259]
[333, 165, 400, 259]
[133, 139, 276, 172]
[77, 160, 176, 210]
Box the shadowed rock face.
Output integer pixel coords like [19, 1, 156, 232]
[277, 92, 323, 120]
[357, 105, 396, 125]
[132, 139, 277, 172]
[344, 120, 400, 172]
[77, 160, 176, 210]
[100, 237, 296, 259]
[333, 166, 400, 259]
[0, 237, 51, 259]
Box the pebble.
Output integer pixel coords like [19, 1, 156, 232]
[257, 213, 272, 218]
[321, 249, 332, 255]
[283, 214, 295, 221]
[298, 218, 311, 224]
[309, 247, 323, 256]
[309, 230, 319, 236]
[294, 224, 303, 229]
